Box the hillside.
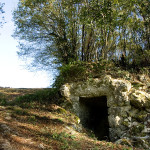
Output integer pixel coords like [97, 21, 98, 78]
[0, 87, 139, 150]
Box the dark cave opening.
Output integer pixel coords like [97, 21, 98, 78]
[79, 96, 110, 141]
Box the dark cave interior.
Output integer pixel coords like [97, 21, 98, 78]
[79, 96, 110, 141]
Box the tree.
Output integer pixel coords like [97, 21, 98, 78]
[80, 0, 118, 61]
[13, 0, 150, 70]
[81, 0, 150, 67]
[13, 0, 82, 68]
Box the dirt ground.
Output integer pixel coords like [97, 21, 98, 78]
[0, 88, 140, 150]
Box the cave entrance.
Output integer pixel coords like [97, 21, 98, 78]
[79, 96, 109, 141]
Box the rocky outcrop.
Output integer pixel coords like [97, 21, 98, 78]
[60, 75, 150, 149]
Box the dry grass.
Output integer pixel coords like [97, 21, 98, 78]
[0, 87, 44, 101]
[0, 88, 140, 150]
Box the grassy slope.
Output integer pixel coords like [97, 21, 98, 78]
[0, 88, 141, 150]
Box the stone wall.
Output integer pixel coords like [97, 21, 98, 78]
[60, 75, 150, 149]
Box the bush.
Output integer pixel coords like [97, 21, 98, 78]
[53, 61, 116, 89]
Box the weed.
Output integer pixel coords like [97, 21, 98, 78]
[51, 132, 69, 141]
[93, 147, 100, 150]
[13, 108, 29, 116]
[50, 132, 77, 149]
[0, 92, 8, 105]
[0, 99, 7, 106]
[60, 141, 70, 150]
[28, 115, 37, 123]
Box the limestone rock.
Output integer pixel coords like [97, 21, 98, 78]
[115, 138, 133, 147]
[60, 83, 71, 98]
[111, 79, 131, 92]
[130, 90, 150, 108]
[60, 75, 150, 149]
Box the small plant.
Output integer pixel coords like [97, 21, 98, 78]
[13, 108, 29, 116]
[0, 99, 7, 106]
[51, 132, 75, 141]
[93, 146, 100, 150]
[50, 132, 77, 150]
[28, 115, 37, 123]
[60, 141, 70, 150]
[0, 93, 8, 105]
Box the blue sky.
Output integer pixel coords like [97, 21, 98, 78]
[0, 0, 54, 88]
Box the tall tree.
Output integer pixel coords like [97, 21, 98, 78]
[13, 0, 82, 67]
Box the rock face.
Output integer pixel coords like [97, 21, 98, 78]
[60, 75, 150, 149]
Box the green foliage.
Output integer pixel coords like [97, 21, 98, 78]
[0, 92, 6, 99]
[13, 0, 149, 68]
[0, 99, 7, 106]
[28, 115, 37, 123]
[50, 132, 76, 150]
[60, 62, 86, 80]
[53, 62, 86, 88]
[10, 88, 59, 106]
[13, 0, 150, 75]
[54, 61, 117, 87]
[0, 93, 8, 105]
[51, 132, 75, 141]
[13, 107, 29, 116]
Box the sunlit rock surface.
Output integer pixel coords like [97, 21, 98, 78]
[61, 75, 150, 149]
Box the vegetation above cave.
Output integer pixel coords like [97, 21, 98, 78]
[54, 61, 150, 91]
